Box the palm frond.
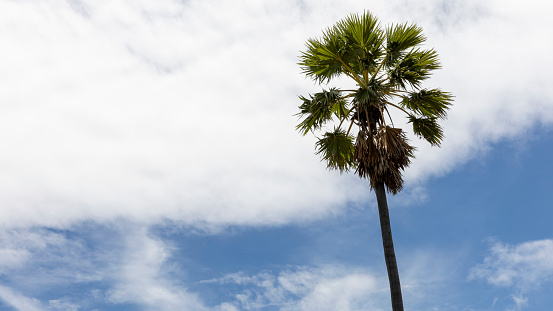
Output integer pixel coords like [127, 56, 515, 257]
[335, 12, 385, 74]
[401, 89, 453, 119]
[299, 12, 387, 83]
[332, 96, 349, 119]
[296, 88, 343, 135]
[384, 23, 426, 67]
[408, 116, 444, 146]
[337, 11, 380, 47]
[299, 34, 346, 84]
[315, 129, 355, 173]
[388, 48, 441, 89]
[353, 77, 392, 106]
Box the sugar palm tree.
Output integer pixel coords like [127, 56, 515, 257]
[296, 11, 453, 311]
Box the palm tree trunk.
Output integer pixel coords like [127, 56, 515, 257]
[374, 181, 404, 311]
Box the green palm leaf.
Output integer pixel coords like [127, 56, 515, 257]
[408, 116, 444, 146]
[299, 35, 345, 84]
[315, 129, 355, 173]
[299, 11, 386, 84]
[296, 88, 344, 135]
[336, 12, 384, 74]
[401, 89, 453, 119]
[353, 77, 392, 105]
[388, 48, 441, 89]
[385, 23, 426, 67]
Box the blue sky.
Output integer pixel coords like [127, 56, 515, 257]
[1, 0, 553, 310]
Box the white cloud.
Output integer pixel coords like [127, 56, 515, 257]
[106, 226, 208, 311]
[293, 273, 382, 311]
[0, 285, 44, 311]
[204, 266, 387, 311]
[0, 224, 209, 310]
[470, 239, 553, 310]
[47, 298, 80, 311]
[0, 0, 552, 229]
[4, 225, 387, 311]
[394, 0, 553, 183]
[0, 0, 370, 229]
[203, 249, 461, 311]
[0, 227, 106, 292]
[0, 224, 462, 310]
[510, 294, 528, 311]
[469, 239, 553, 287]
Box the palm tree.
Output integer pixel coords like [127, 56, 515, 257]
[296, 11, 453, 311]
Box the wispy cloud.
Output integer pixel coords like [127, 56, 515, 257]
[0, 227, 105, 288]
[0, 224, 207, 310]
[469, 239, 553, 309]
[4, 224, 390, 310]
[200, 247, 463, 311]
[0, 222, 471, 310]
[469, 239, 553, 287]
[204, 265, 387, 311]
[106, 226, 208, 311]
[0, 285, 43, 311]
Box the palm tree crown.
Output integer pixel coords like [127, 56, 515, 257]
[296, 11, 453, 194]
[296, 11, 453, 311]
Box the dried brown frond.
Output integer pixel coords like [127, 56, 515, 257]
[354, 126, 414, 194]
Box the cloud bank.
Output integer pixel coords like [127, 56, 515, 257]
[0, 0, 552, 230]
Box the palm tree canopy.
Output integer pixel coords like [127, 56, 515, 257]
[296, 11, 453, 194]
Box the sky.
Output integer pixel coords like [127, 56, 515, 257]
[0, 0, 552, 310]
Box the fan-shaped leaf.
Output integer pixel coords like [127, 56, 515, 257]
[315, 129, 355, 173]
[401, 89, 453, 119]
[336, 12, 385, 74]
[388, 48, 441, 89]
[295, 88, 343, 135]
[299, 12, 386, 83]
[408, 116, 444, 146]
[353, 77, 392, 107]
[384, 23, 426, 67]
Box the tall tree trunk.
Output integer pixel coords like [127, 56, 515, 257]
[374, 181, 404, 311]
